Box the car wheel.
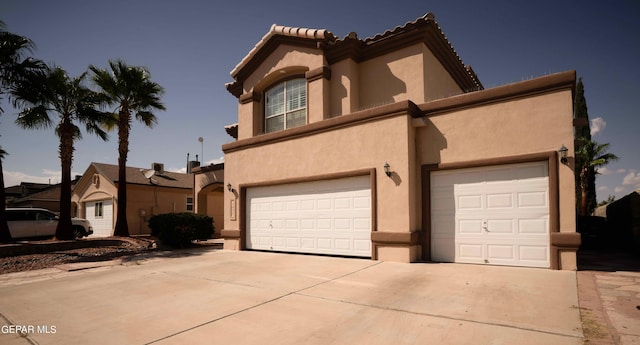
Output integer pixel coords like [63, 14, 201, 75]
[73, 226, 84, 239]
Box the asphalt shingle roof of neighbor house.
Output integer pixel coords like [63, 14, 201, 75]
[91, 162, 193, 189]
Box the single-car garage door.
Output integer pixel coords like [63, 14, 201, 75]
[246, 175, 371, 257]
[430, 161, 550, 268]
[86, 200, 114, 237]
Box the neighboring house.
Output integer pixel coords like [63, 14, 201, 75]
[5, 177, 81, 212]
[71, 162, 194, 237]
[605, 190, 640, 249]
[221, 13, 579, 269]
[193, 163, 225, 238]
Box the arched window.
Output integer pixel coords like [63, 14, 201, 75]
[264, 78, 306, 133]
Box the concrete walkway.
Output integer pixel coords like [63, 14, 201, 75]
[0, 250, 583, 345]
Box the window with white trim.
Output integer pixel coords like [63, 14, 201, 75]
[95, 202, 103, 218]
[265, 78, 306, 133]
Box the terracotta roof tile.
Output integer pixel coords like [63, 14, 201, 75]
[230, 24, 336, 78]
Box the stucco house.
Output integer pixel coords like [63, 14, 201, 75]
[221, 13, 580, 269]
[72, 162, 194, 237]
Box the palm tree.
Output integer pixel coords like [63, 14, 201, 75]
[89, 60, 165, 237]
[575, 137, 618, 216]
[12, 66, 110, 240]
[1, 20, 45, 242]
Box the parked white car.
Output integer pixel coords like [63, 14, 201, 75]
[5, 208, 94, 239]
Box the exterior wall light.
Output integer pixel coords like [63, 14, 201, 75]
[227, 183, 233, 192]
[559, 145, 568, 164]
[384, 162, 392, 177]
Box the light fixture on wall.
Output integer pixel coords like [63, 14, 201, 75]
[227, 183, 233, 192]
[384, 162, 392, 177]
[559, 145, 568, 164]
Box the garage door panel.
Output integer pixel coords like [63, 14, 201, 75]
[519, 218, 548, 234]
[247, 176, 371, 257]
[518, 191, 548, 207]
[519, 245, 549, 262]
[458, 194, 482, 209]
[487, 193, 513, 208]
[458, 243, 484, 261]
[431, 162, 550, 268]
[487, 245, 515, 261]
[459, 219, 483, 234]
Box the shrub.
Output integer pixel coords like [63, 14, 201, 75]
[147, 213, 214, 248]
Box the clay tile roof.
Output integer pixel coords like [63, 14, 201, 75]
[230, 24, 336, 78]
[361, 12, 481, 91]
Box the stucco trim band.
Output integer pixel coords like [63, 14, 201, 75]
[419, 70, 576, 117]
[222, 100, 421, 153]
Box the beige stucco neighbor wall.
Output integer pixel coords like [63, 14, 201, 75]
[125, 185, 193, 236]
[73, 171, 193, 236]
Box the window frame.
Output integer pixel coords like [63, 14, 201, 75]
[186, 196, 194, 212]
[264, 77, 307, 133]
[94, 202, 104, 218]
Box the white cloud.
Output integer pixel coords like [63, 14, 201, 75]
[617, 168, 627, 174]
[3, 169, 66, 187]
[590, 117, 606, 136]
[622, 170, 640, 187]
[597, 185, 609, 192]
[614, 186, 625, 193]
[205, 156, 224, 165]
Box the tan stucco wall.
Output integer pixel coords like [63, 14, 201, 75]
[224, 114, 416, 260]
[423, 46, 463, 101]
[245, 45, 325, 93]
[417, 89, 576, 237]
[418, 90, 575, 164]
[237, 43, 466, 138]
[358, 44, 425, 110]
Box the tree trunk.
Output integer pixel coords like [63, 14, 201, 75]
[580, 166, 590, 217]
[113, 110, 130, 237]
[0, 156, 12, 242]
[55, 123, 75, 240]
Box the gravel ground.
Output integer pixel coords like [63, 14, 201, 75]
[0, 237, 154, 275]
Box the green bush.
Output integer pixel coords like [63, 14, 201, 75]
[148, 213, 214, 248]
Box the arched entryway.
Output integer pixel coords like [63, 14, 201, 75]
[196, 182, 224, 238]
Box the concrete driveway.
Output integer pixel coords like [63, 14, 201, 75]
[0, 249, 583, 345]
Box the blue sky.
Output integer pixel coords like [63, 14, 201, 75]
[1, 0, 639, 202]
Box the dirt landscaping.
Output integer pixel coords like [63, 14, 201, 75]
[0, 237, 154, 274]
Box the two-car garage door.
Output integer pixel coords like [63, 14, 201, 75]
[430, 162, 550, 268]
[246, 176, 371, 257]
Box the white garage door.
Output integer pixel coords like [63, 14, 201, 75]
[430, 161, 550, 268]
[85, 200, 114, 237]
[246, 176, 371, 257]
